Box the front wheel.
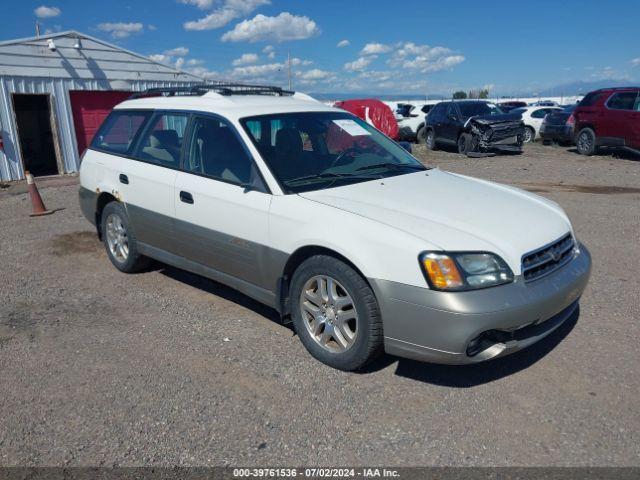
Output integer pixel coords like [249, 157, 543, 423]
[416, 126, 426, 144]
[290, 255, 383, 371]
[576, 128, 597, 156]
[425, 129, 437, 150]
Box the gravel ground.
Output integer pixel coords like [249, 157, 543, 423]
[0, 143, 639, 467]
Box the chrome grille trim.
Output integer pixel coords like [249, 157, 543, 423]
[522, 233, 576, 282]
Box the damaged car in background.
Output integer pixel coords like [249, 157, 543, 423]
[424, 100, 525, 156]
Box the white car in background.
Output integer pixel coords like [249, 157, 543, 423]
[513, 106, 563, 142]
[78, 84, 591, 371]
[395, 103, 434, 143]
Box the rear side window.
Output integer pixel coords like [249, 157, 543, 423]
[531, 109, 548, 119]
[579, 92, 604, 107]
[133, 113, 189, 167]
[428, 103, 445, 121]
[607, 92, 638, 111]
[91, 110, 150, 154]
[184, 115, 256, 186]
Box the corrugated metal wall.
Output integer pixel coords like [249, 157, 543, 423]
[0, 77, 195, 181]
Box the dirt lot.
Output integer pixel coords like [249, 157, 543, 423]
[1, 143, 639, 466]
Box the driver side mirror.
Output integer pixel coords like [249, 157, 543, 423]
[448, 114, 458, 122]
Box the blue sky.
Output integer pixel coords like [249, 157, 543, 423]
[4, 0, 640, 95]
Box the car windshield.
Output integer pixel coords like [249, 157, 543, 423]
[241, 112, 427, 194]
[511, 108, 527, 115]
[457, 102, 504, 118]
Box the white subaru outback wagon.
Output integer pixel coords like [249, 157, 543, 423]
[79, 84, 591, 371]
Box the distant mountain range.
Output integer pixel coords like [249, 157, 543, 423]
[310, 79, 637, 101]
[536, 79, 635, 96]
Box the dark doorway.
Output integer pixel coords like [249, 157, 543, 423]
[12, 94, 60, 177]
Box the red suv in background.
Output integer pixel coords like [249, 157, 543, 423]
[573, 87, 640, 155]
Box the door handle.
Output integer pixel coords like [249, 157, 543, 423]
[179, 191, 194, 204]
[119, 174, 129, 185]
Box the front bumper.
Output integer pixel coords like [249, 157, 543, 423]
[370, 244, 591, 364]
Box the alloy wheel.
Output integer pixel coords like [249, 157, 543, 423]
[105, 213, 129, 263]
[524, 128, 534, 143]
[299, 275, 358, 353]
[578, 132, 592, 153]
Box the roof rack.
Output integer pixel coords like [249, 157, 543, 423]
[129, 83, 294, 99]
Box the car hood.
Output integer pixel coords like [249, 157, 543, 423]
[298, 169, 572, 273]
[465, 113, 522, 126]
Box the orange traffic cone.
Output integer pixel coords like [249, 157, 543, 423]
[25, 171, 53, 217]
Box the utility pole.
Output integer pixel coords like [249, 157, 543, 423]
[287, 50, 292, 91]
[35, 21, 41, 37]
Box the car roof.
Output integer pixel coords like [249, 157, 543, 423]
[114, 91, 336, 120]
[590, 86, 639, 93]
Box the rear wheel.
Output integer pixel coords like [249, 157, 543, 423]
[101, 202, 150, 273]
[290, 255, 383, 371]
[523, 126, 535, 143]
[416, 126, 426, 144]
[576, 128, 597, 156]
[425, 129, 437, 150]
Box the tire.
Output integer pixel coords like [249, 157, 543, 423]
[101, 201, 150, 273]
[458, 133, 472, 155]
[416, 126, 426, 144]
[425, 129, 437, 150]
[290, 255, 383, 371]
[523, 126, 535, 143]
[576, 127, 597, 156]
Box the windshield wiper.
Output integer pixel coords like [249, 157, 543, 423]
[285, 171, 376, 186]
[355, 162, 425, 173]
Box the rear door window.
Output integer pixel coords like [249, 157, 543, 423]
[91, 110, 150, 154]
[607, 92, 638, 111]
[132, 113, 189, 168]
[184, 115, 257, 186]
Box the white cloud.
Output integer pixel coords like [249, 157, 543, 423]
[148, 24, 157, 31]
[164, 47, 189, 56]
[175, 58, 185, 69]
[179, 0, 214, 9]
[262, 45, 276, 59]
[149, 54, 172, 64]
[344, 56, 376, 72]
[631, 58, 640, 67]
[361, 43, 391, 55]
[231, 62, 284, 77]
[97, 22, 144, 39]
[183, 0, 270, 31]
[187, 58, 205, 66]
[387, 42, 464, 73]
[34, 6, 61, 18]
[188, 66, 218, 79]
[232, 53, 260, 66]
[290, 57, 312, 66]
[402, 54, 465, 72]
[298, 68, 333, 81]
[221, 12, 320, 43]
[337, 39, 350, 48]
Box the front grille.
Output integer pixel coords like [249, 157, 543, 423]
[522, 233, 575, 282]
[489, 123, 524, 141]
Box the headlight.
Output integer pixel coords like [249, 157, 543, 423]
[419, 252, 514, 291]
